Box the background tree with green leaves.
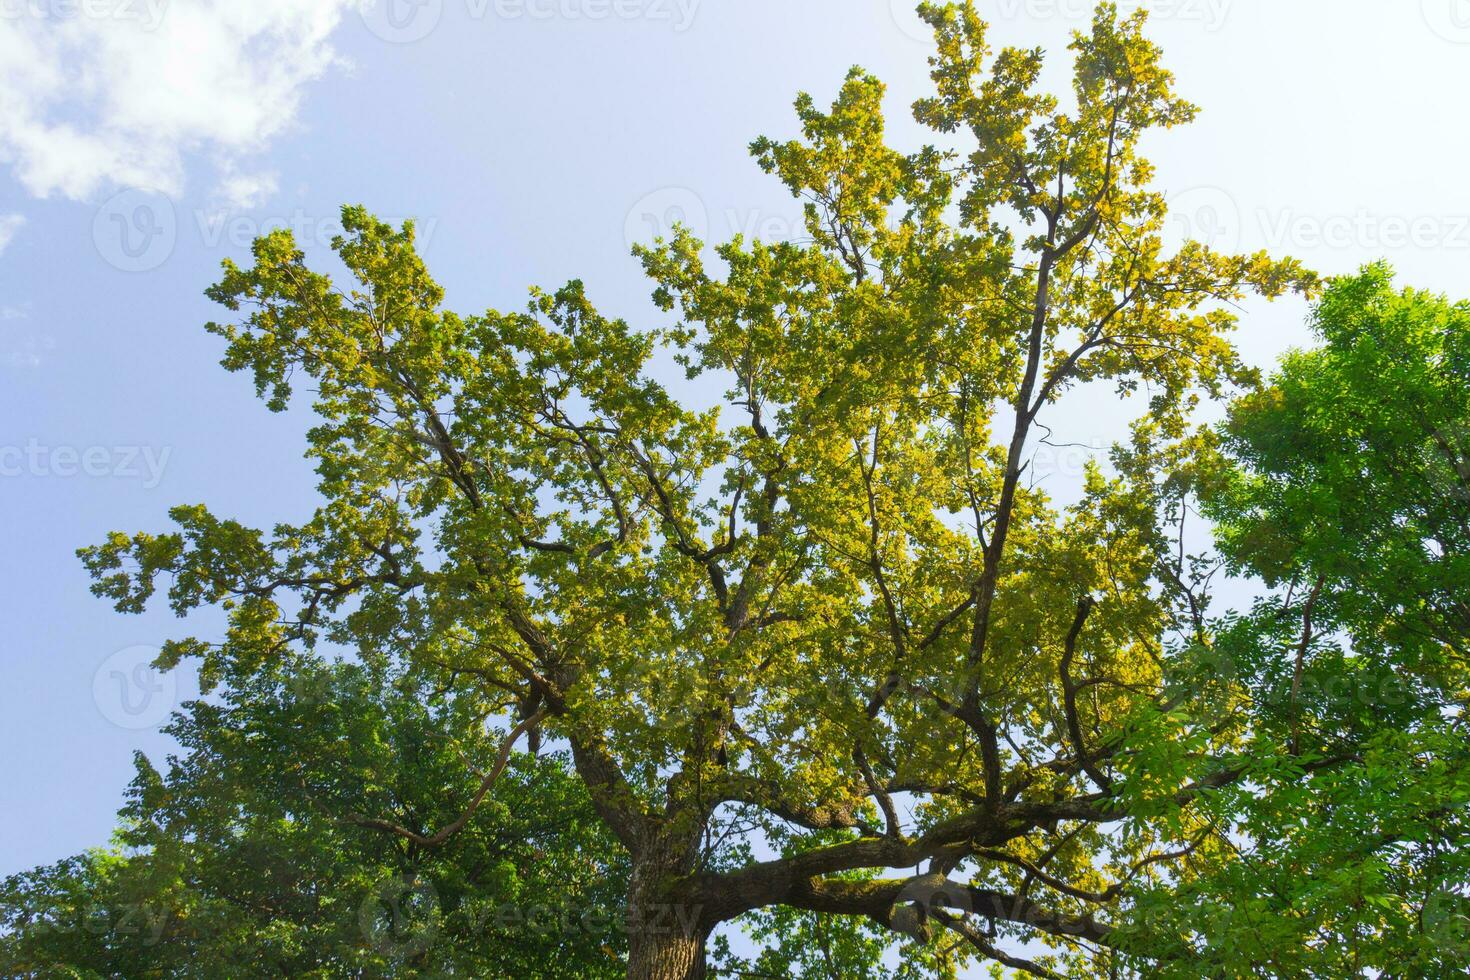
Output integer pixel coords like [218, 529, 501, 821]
[1, 658, 629, 978]
[8, 2, 1467, 976]
[1170, 264, 1470, 978]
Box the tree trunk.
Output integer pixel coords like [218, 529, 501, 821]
[626, 927, 707, 980]
[624, 835, 708, 980]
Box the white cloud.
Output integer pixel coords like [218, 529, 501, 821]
[0, 0, 357, 204]
[0, 213, 23, 253]
[215, 167, 279, 210]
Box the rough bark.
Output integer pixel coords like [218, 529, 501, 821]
[625, 927, 707, 980]
[624, 830, 709, 980]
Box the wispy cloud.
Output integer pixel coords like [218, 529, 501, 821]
[0, 302, 50, 368]
[0, 1, 356, 205]
[215, 167, 279, 210]
[0, 213, 23, 254]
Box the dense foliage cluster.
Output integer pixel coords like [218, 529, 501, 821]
[4, 4, 1466, 977]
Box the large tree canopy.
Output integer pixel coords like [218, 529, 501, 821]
[10, 3, 1468, 977]
[1, 659, 629, 978]
[1178, 264, 1470, 978]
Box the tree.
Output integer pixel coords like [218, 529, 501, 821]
[1, 658, 628, 978]
[56, 2, 1470, 976]
[1173, 265, 1470, 977]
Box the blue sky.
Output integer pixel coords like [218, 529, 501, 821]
[4, 0, 1470, 896]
